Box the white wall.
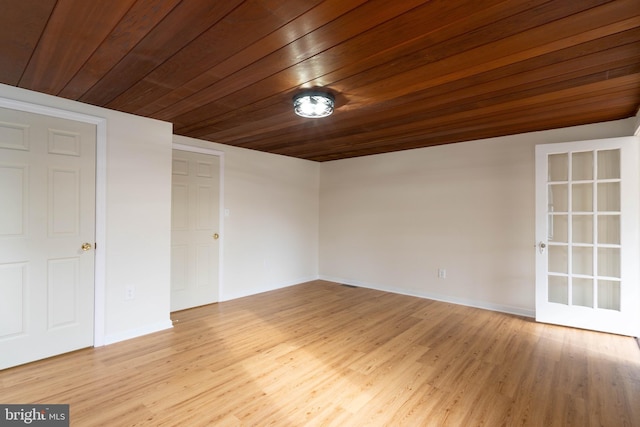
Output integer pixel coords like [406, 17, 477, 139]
[319, 118, 637, 316]
[0, 84, 174, 344]
[173, 135, 320, 301]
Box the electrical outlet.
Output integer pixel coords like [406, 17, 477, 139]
[125, 286, 135, 300]
[438, 268, 447, 279]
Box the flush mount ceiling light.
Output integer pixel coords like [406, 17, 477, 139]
[293, 90, 335, 118]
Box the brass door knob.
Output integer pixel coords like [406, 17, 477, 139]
[81, 243, 92, 251]
[213, 233, 220, 240]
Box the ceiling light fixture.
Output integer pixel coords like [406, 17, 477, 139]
[293, 91, 335, 118]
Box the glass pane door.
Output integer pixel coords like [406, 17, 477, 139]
[535, 137, 639, 336]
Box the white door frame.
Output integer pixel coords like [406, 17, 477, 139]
[0, 97, 107, 346]
[172, 141, 225, 303]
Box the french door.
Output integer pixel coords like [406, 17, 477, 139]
[535, 137, 639, 336]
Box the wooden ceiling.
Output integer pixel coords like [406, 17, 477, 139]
[1, 0, 639, 162]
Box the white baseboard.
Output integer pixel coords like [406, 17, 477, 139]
[318, 275, 535, 318]
[103, 319, 174, 346]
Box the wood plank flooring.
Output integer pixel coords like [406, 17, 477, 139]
[1, 280, 639, 426]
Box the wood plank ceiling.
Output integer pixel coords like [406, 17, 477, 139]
[1, 0, 639, 162]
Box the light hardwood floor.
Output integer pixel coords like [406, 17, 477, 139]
[1, 280, 639, 426]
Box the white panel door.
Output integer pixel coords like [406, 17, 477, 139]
[171, 150, 220, 311]
[0, 107, 96, 369]
[535, 137, 639, 336]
